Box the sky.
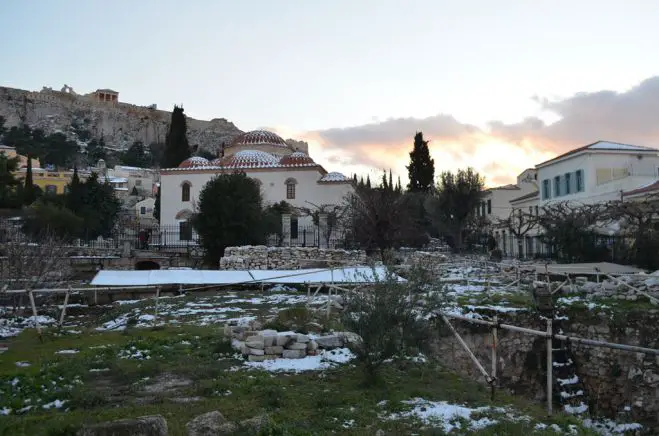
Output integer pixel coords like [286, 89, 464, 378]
[3, 0, 659, 186]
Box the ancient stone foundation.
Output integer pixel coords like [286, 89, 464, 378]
[219, 246, 367, 270]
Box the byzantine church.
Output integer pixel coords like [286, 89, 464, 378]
[159, 130, 353, 241]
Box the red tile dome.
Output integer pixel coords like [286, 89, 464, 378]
[220, 150, 280, 169]
[230, 130, 289, 149]
[178, 156, 211, 168]
[279, 151, 315, 166]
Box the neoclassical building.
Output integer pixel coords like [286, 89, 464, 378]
[159, 130, 353, 242]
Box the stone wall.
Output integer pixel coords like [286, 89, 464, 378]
[219, 246, 368, 270]
[431, 310, 659, 430]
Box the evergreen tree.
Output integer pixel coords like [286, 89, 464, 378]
[161, 105, 191, 168]
[407, 132, 435, 193]
[121, 141, 150, 167]
[23, 157, 37, 205]
[388, 170, 393, 191]
[66, 166, 83, 214]
[154, 185, 161, 222]
[0, 153, 20, 208]
[192, 173, 269, 266]
[366, 175, 371, 188]
[86, 138, 106, 164]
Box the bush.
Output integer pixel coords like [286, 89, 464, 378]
[340, 266, 445, 384]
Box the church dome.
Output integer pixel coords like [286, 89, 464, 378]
[178, 156, 210, 168]
[319, 172, 350, 182]
[220, 150, 280, 169]
[230, 130, 289, 149]
[279, 151, 315, 167]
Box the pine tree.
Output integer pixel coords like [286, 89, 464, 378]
[23, 157, 37, 205]
[388, 170, 393, 191]
[66, 166, 83, 213]
[154, 185, 161, 222]
[161, 105, 191, 168]
[366, 175, 371, 188]
[407, 132, 435, 193]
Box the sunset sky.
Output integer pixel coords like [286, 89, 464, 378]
[3, 0, 659, 186]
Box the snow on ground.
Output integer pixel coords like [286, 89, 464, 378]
[1, 313, 57, 338]
[383, 398, 527, 433]
[583, 418, 643, 435]
[243, 348, 355, 373]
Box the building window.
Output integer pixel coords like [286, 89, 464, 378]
[487, 199, 492, 214]
[179, 221, 192, 241]
[140, 206, 146, 215]
[576, 170, 584, 192]
[565, 173, 571, 195]
[135, 179, 142, 186]
[290, 215, 299, 239]
[542, 179, 550, 200]
[554, 176, 561, 197]
[181, 182, 191, 202]
[285, 178, 297, 200]
[481, 202, 486, 216]
[45, 185, 57, 195]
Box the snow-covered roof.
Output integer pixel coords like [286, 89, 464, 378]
[279, 151, 316, 167]
[108, 177, 128, 183]
[230, 130, 289, 149]
[222, 150, 280, 168]
[537, 140, 659, 168]
[178, 156, 211, 169]
[90, 266, 404, 286]
[319, 172, 350, 183]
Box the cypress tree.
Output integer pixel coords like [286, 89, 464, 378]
[23, 157, 37, 205]
[161, 105, 191, 168]
[154, 185, 161, 222]
[366, 175, 371, 188]
[67, 166, 83, 214]
[388, 170, 393, 192]
[406, 132, 435, 193]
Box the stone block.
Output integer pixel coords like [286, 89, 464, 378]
[264, 346, 284, 354]
[286, 342, 308, 351]
[276, 335, 292, 347]
[263, 335, 275, 347]
[223, 324, 232, 337]
[245, 340, 264, 350]
[296, 334, 310, 343]
[307, 340, 318, 351]
[248, 355, 266, 362]
[186, 411, 226, 436]
[264, 354, 278, 360]
[315, 335, 343, 349]
[282, 349, 306, 359]
[77, 415, 168, 436]
[249, 348, 265, 356]
[240, 345, 249, 355]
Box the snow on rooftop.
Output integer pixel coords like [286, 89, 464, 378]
[319, 172, 349, 182]
[588, 141, 657, 152]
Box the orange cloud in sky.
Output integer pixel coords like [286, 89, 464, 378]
[272, 76, 659, 188]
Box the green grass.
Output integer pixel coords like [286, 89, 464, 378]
[0, 324, 598, 436]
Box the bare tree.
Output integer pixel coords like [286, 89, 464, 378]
[535, 201, 610, 262]
[297, 201, 347, 247]
[496, 209, 539, 258]
[0, 228, 72, 291]
[343, 184, 421, 261]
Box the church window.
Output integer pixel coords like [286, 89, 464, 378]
[285, 178, 297, 199]
[181, 181, 191, 202]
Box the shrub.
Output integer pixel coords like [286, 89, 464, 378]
[340, 266, 446, 384]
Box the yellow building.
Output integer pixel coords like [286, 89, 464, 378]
[15, 168, 88, 195]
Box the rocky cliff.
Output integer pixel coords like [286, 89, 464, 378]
[0, 86, 243, 152]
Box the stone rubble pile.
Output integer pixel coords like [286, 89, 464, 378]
[404, 251, 448, 269]
[219, 246, 367, 270]
[225, 325, 351, 361]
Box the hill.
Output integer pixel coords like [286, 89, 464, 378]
[0, 84, 243, 154]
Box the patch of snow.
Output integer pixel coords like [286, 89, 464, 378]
[89, 368, 110, 373]
[385, 398, 506, 432]
[55, 349, 79, 355]
[583, 418, 643, 435]
[243, 348, 356, 373]
[564, 402, 588, 414]
[15, 361, 31, 367]
[42, 399, 67, 410]
[557, 375, 579, 386]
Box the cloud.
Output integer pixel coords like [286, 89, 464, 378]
[276, 76, 659, 186]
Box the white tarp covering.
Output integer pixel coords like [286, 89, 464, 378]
[90, 266, 403, 287]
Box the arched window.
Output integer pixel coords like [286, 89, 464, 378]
[45, 185, 57, 195]
[181, 181, 191, 202]
[285, 178, 297, 200]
